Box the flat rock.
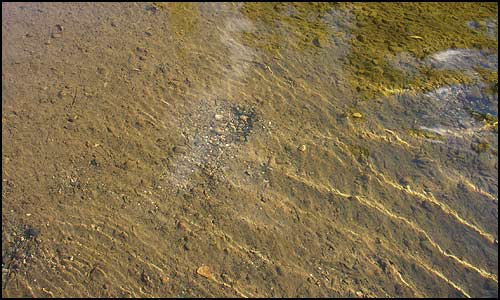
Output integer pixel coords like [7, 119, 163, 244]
[196, 265, 213, 280]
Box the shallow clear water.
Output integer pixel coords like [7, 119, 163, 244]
[2, 2, 498, 298]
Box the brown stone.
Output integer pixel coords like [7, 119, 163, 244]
[196, 265, 213, 280]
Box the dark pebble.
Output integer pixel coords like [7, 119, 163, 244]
[24, 227, 39, 239]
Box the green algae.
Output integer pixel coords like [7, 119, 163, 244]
[342, 2, 498, 99]
[408, 128, 445, 141]
[469, 110, 498, 125]
[240, 2, 338, 54]
[164, 2, 200, 37]
[474, 67, 499, 94]
[239, 2, 498, 99]
[467, 109, 499, 133]
[472, 141, 490, 153]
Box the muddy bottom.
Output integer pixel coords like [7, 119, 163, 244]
[2, 2, 498, 298]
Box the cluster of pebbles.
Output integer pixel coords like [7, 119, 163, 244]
[165, 101, 257, 190]
[207, 105, 256, 147]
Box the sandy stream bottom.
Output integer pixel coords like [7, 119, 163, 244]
[2, 2, 498, 298]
